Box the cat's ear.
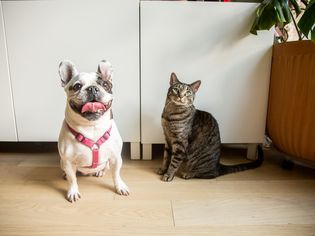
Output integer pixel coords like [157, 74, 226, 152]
[190, 80, 201, 93]
[170, 72, 180, 86]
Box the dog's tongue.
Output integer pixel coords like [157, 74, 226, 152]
[81, 102, 105, 113]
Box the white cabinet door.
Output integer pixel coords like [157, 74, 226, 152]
[0, 2, 17, 141]
[140, 1, 273, 145]
[3, 0, 139, 142]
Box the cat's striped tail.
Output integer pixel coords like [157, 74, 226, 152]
[218, 145, 264, 176]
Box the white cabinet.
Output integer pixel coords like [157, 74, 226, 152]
[140, 2, 273, 158]
[0, 2, 17, 141]
[2, 0, 140, 144]
[1, 1, 274, 160]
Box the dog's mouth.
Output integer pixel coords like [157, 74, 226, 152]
[69, 100, 112, 120]
[81, 101, 106, 114]
[81, 100, 112, 114]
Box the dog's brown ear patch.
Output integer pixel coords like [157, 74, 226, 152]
[59, 60, 78, 87]
[97, 60, 113, 82]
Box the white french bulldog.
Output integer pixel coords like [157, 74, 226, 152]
[58, 60, 129, 202]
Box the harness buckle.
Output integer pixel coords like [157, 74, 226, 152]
[91, 143, 99, 151]
[76, 133, 85, 142]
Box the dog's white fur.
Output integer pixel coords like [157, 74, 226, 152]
[58, 60, 129, 202]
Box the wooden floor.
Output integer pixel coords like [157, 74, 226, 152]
[0, 143, 315, 236]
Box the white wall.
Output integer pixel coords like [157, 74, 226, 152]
[0, 2, 17, 141]
[140, 1, 273, 144]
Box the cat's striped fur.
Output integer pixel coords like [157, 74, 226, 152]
[158, 73, 263, 182]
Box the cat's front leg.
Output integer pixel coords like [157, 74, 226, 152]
[157, 143, 171, 175]
[162, 143, 186, 182]
[162, 156, 182, 181]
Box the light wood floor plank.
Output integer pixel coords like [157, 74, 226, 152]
[114, 180, 315, 201]
[0, 198, 173, 228]
[1, 225, 315, 236]
[0, 145, 315, 235]
[173, 197, 315, 226]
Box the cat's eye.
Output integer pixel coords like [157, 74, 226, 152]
[172, 88, 178, 94]
[73, 83, 82, 91]
[186, 90, 192, 96]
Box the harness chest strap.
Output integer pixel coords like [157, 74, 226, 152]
[66, 123, 112, 168]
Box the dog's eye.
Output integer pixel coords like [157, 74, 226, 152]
[102, 81, 112, 92]
[102, 81, 109, 88]
[73, 83, 82, 91]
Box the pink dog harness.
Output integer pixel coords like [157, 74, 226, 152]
[67, 123, 112, 168]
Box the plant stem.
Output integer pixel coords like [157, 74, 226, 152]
[289, 10, 302, 40]
[300, 0, 308, 7]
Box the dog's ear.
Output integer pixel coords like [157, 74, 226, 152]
[59, 60, 78, 87]
[97, 60, 113, 82]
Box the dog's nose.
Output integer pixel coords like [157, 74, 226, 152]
[87, 86, 99, 95]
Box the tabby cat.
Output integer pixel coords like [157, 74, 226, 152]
[158, 72, 263, 182]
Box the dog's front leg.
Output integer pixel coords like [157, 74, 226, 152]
[110, 157, 129, 196]
[62, 160, 81, 202]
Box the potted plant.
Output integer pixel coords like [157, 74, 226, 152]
[250, 0, 314, 42]
[249, 0, 315, 167]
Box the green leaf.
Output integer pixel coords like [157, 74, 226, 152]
[250, 0, 273, 34]
[258, 2, 278, 30]
[257, 0, 272, 16]
[250, 0, 294, 35]
[289, 0, 302, 16]
[298, 0, 315, 40]
[274, 0, 287, 23]
[250, 17, 260, 35]
[279, 0, 292, 23]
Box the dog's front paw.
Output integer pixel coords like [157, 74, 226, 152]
[67, 186, 81, 203]
[115, 180, 130, 196]
[162, 173, 174, 182]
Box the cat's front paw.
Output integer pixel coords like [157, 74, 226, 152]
[157, 168, 167, 175]
[162, 173, 174, 182]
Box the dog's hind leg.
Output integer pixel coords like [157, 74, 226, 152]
[93, 161, 110, 177]
[94, 169, 105, 177]
[62, 172, 67, 180]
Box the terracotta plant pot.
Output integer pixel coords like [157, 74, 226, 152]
[267, 40, 315, 163]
